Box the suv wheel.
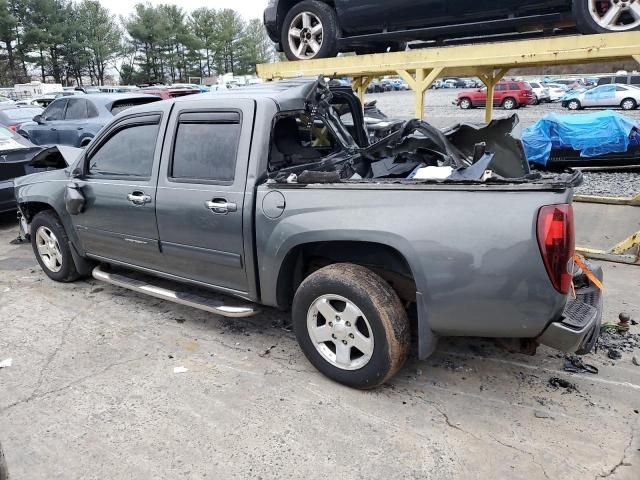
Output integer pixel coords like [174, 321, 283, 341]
[573, 0, 640, 33]
[567, 99, 582, 110]
[31, 210, 80, 282]
[502, 97, 517, 110]
[281, 0, 339, 61]
[620, 97, 637, 110]
[459, 97, 472, 109]
[292, 263, 410, 389]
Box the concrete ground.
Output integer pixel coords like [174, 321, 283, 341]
[0, 205, 639, 479]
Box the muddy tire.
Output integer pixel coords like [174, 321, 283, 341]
[30, 210, 80, 283]
[292, 263, 410, 389]
[0, 442, 7, 480]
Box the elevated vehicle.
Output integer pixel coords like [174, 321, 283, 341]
[561, 83, 640, 110]
[455, 80, 534, 109]
[15, 79, 603, 388]
[265, 0, 640, 61]
[18, 94, 161, 148]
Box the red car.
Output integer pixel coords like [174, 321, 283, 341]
[455, 81, 534, 110]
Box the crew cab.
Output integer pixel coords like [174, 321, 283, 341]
[455, 81, 535, 110]
[14, 79, 603, 388]
[265, 0, 640, 61]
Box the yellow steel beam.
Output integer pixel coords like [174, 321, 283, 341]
[577, 230, 640, 265]
[574, 192, 640, 206]
[351, 76, 374, 105]
[397, 67, 444, 118]
[257, 32, 640, 80]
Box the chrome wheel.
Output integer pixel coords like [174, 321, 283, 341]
[306, 294, 374, 370]
[35, 226, 63, 272]
[588, 0, 640, 31]
[568, 100, 581, 110]
[288, 11, 324, 60]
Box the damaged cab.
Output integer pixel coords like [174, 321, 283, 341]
[14, 79, 603, 388]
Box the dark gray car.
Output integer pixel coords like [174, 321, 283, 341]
[18, 94, 161, 148]
[13, 79, 603, 388]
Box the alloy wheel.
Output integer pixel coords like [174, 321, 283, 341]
[588, 0, 640, 31]
[35, 226, 63, 272]
[288, 12, 324, 60]
[306, 294, 374, 370]
[621, 98, 636, 109]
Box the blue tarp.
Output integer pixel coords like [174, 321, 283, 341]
[522, 110, 640, 166]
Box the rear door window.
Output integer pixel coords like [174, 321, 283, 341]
[64, 99, 88, 120]
[170, 112, 240, 183]
[615, 76, 628, 84]
[509, 83, 520, 90]
[630, 76, 640, 85]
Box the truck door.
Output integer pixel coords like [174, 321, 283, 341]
[154, 99, 254, 295]
[71, 111, 167, 269]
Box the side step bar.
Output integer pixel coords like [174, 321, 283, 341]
[92, 266, 259, 318]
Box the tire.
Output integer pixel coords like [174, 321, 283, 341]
[281, 0, 339, 61]
[620, 97, 637, 110]
[30, 210, 81, 282]
[502, 97, 517, 110]
[292, 263, 410, 389]
[0, 442, 7, 480]
[567, 99, 582, 110]
[573, 0, 640, 34]
[459, 97, 472, 109]
[533, 96, 540, 105]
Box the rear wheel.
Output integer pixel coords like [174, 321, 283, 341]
[567, 99, 582, 110]
[30, 211, 80, 282]
[502, 97, 517, 110]
[292, 263, 410, 389]
[573, 0, 640, 33]
[459, 97, 473, 109]
[620, 97, 637, 110]
[281, 0, 339, 61]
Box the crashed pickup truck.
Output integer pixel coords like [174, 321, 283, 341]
[14, 78, 603, 388]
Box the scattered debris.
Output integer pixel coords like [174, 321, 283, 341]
[0, 358, 12, 368]
[175, 318, 186, 324]
[534, 410, 554, 419]
[607, 349, 622, 360]
[563, 355, 598, 374]
[596, 328, 640, 355]
[632, 354, 639, 367]
[90, 287, 104, 294]
[548, 377, 578, 392]
[173, 366, 188, 374]
[259, 345, 277, 357]
[9, 235, 26, 245]
[617, 313, 631, 333]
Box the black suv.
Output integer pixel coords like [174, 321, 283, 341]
[264, 0, 640, 61]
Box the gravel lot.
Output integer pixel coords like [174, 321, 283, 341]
[0, 214, 639, 479]
[367, 89, 640, 197]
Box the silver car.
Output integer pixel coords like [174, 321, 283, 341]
[562, 84, 640, 111]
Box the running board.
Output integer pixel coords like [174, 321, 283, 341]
[92, 266, 259, 318]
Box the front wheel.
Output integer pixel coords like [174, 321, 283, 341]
[573, 0, 640, 34]
[31, 210, 80, 282]
[281, 0, 339, 61]
[292, 263, 410, 389]
[459, 97, 472, 109]
[567, 99, 582, 110]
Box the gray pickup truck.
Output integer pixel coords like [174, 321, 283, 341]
[14, 79, 603, 388]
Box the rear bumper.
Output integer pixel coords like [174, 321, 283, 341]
[0, 180, 16, 213]
[537, 263, 603, 354]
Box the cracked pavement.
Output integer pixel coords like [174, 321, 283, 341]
[0, 212, 638, 479]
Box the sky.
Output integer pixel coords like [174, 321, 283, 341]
[99, 0, 270, 21]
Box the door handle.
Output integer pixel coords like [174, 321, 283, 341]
[205, 198, 237, 214]
[127, 192, 152, 206]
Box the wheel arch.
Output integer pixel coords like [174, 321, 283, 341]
[277, 0, 337, 33]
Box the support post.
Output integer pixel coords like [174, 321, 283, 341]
[397, 67, 443, 119]
[351, 76, 373, 106]
[479, 68, 509, 123]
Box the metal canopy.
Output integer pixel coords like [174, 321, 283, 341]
[257, 32, 640, 122]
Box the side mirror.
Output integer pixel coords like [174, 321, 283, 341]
[33, 114, 42, 124]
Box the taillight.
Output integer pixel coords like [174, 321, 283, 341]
[537, 204, 575, 294]
[8, 125, 16, 132]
